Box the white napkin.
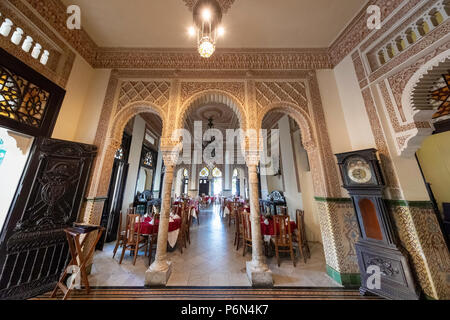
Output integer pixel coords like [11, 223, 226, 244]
[149, 219, 155, 225]
[173, 214, 181, 220]
[169, 216, 174, 222]
[264, 219, 269, 225]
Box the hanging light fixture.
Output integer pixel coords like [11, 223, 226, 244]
[189, 0, 224, 58]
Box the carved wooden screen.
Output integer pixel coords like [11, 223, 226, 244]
[0, 48, 65, 137]
[0, 137, 97, 299]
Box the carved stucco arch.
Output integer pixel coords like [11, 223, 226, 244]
[87, 101, 166, 213]
[400, 50, 450, 157]
[176, 90, 248, 133]
[257, 102, 316, 150]
[109, 101, 167, 144]
[257, 101, 329, 197]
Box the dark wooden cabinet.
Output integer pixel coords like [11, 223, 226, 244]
[0, 137, 96, 299]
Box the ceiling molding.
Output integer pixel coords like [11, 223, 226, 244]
[19, 0, 405, 70]
[93, 47, 332, 70]
[182, 0, 236, 13]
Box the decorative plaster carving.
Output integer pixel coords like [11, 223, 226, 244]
[329, 0, 405, 66]
[94, 48, 333, 70]
[360, 87, 402, 197]
[255, 81, 309, 114]
[25, 0, 98, 65]
[118, 81, 171, 111]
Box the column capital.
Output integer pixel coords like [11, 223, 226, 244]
[245, 151, 260, 167]
[161, 149, 179, 167]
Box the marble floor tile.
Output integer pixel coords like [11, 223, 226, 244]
[89, 204, 342, 288]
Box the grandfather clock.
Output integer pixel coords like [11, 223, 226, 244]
[335, 149, 420, 300]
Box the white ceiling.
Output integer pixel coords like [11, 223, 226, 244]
[61, 0, 367, 48]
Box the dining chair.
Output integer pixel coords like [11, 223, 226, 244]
[234, 208, 244, 250]
[185, 202, 193, 245]
[295, 209, 311, 263]
[147, 213, 159, 265]
[278, 206, 288, 215]
[272, 215, 296, 267]
[177, 203, 189, 254]
[242, 211, 253, 257]
[119, 214, 148, 265]
[112, 211, 125, 259]
[228, 201, 239, 227]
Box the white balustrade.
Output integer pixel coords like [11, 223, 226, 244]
[40, 50, 49, 65]
[21, 35, 33, 52]
[0, 18, 13, 37]
[31, 43, 42, 59]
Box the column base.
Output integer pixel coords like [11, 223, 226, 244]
[145, 261, 172, 287]
[246, 261, 273, 287]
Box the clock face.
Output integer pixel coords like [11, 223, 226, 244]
[347, 158, 372, 184]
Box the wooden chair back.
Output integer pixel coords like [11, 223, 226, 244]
[242, 211, 252, 241]
[273, 215, 292, 246]
[296, 210, 307, 243]
[278, 206, 288, 215]
[116, 211, 123, 237]
[125, 214, 142, 245]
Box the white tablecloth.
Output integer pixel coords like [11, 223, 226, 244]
[168, 229, 180, 248]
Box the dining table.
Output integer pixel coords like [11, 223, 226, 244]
[223, 199, 247, 216]
[173, 200, 199, 220]
[137, 215, 182, 248]
[260, 215, 297, 242]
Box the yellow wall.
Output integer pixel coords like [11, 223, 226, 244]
[52, 54, 111, 145]
[333, 56, 376, 150]
[417, 131, 450, 212]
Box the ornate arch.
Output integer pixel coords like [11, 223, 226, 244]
[176, 89, 248, 132]
[257, 101, 316, 150]
[256, 101, 333, 196]
[400, 50, 450, 156]
[108, 100, 166, 144]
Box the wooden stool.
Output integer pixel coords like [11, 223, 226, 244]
[51, 224, 104, 300]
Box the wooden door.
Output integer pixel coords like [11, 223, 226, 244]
[0, 137, 96, 299]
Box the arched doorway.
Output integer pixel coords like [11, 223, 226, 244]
[199, 166, 210, 196]
[212, 167, 223, 196]
[258, 107, 341, 286]
[91, 104, 165, 255]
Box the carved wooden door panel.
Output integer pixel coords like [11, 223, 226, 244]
[0, 137, 96, 299]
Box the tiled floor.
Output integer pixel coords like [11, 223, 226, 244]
[89, 205, 341, 288]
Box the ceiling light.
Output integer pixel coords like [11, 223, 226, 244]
[198, 36, 215, 58]
[188, 26, 196, 37]
[187, 0, 224, 59]
[202, 8, 212, 21]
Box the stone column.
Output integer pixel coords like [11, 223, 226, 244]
[245, 153, 273, 287]
[145, 148, 178, 286]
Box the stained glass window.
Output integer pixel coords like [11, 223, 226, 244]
[143, 151, 153, 167]
[430, 72, 450, 119]
[0, 66, 50, 128]
[212, 167, 222, 177]
[233, 168, 238, 177]
[199, 167, 210, 177]
[183, 169, 189, 178]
